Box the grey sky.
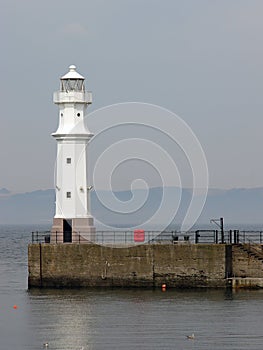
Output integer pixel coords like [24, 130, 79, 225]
[1, 0, 263, 192]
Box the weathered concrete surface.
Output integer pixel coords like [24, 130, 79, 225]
[152, 244, 226, 288]
[28, 243, 228, 288]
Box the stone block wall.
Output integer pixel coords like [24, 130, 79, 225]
[28, 243, 227, 288]
[153, 244, 226, 287]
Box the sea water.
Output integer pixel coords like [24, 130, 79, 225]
[1, 225, 263, 350]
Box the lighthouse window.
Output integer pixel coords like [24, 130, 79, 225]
[66, 158, 71, 164]
[77, 113, 81, 117]
[66, 192, 71, 198]
[61, 79, 84, 92]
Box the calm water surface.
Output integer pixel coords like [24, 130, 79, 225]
[1, 225, 263, 350]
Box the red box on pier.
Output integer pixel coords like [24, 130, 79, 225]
[134, 229, 145, 242]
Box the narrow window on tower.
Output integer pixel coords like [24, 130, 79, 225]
[66, 158, 71, 164]
[66, 192, 71, 198]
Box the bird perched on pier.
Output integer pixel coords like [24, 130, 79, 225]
[186, 333, 195, 340]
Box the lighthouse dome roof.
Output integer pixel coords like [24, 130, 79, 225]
[61, 65, 85, 80]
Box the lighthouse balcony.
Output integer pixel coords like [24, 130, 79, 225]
[53, 91, 92, 104]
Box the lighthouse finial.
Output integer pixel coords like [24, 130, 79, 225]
[69, 65, 76, 71]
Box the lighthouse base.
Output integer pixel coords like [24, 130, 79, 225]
[51, 217, 96, 243]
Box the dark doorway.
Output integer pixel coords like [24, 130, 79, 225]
[63, 219, 72, 243]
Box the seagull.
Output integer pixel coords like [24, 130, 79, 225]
[43, 343, 49, 348]
[186, 333, 195, 340]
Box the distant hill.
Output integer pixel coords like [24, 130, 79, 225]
[0, 188, 10, 195]
[0, 189, 55, 224]
[0, 187, 262, 228]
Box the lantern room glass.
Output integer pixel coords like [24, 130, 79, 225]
[61, 79, 85, 92]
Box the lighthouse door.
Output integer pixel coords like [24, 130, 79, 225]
[63, 219, 72, 243]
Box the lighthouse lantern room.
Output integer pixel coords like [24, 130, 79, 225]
[51, 65, 96, 243]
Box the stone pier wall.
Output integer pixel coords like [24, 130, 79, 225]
[28, 243, 228, 288]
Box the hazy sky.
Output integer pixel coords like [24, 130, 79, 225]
[1, 0, 263, 193]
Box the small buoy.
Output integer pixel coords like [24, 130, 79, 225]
[161, 283, 166, 291]
[13, 305, 18, 309]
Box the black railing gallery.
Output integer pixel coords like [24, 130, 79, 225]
[31, 229, 263, 245]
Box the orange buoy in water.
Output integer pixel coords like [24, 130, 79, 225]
[161, 283, 166, 291]
[13, 305, 18, 309]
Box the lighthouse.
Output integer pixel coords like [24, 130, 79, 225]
[51, 65, 96, 243]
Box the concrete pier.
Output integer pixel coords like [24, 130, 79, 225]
[28, 243, 232, 288]
[28, 242, 263, 289]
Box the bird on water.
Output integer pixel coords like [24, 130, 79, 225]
[43, 343, 49, 348]
[186, 333, 195, 339]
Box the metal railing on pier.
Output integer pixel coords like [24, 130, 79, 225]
[31, 231, 86, 244]
[31, 231, 51, 243]
[234, 230, 263, 244]
[31, 229, 263, 245]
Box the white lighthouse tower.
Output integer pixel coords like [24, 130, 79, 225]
[51, 65, 95, 243]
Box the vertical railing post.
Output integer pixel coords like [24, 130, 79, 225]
[220, 217, 224, 243]
[215, 230, 218, 244]
[195, 230, 199, 244]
